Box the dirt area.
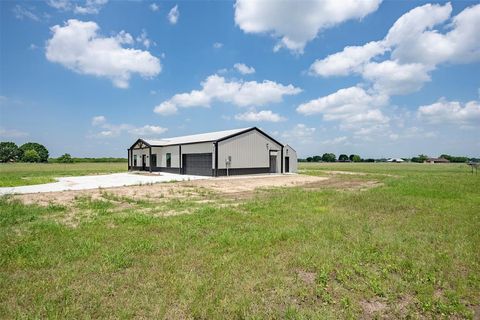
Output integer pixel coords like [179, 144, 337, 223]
[15, 174, 327, 206]
[13, 174, 383, 209]
[302, 177, 383, 192]
[323, 170, 367, 176]
[360, 299, 388, 318]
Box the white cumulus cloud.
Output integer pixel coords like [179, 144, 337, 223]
[46, 20, 161, 88]
[309, 3, 480, 100]
[362, 60, 432, 95]
[129, 125, 168, 136]
[310, 41, 387, 77]
[150, 3, 160, 12]
[234, 63, 255, 75]
[234, 0, 382, 53]
[235, 110, 286, 122]
[91, 115, 106, 126]
[418, 99, 480, 126]
[168, 5, 179, 24]
[297, 86, 389, 134]
[154, 74, 301, 115]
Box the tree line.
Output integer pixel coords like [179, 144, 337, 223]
[0, 141, 127, 163]
[299, 153, 477, 163]
[299, 153, 364, 163]
[0, 142, 49, 163]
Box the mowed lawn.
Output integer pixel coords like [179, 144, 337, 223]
[0, 162, 127, 187]
[0, 163, 479, 318]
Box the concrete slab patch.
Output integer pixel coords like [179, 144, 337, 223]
[0, 172, 210, 195]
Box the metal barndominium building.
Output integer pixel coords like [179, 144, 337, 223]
[128, 127, 297, 176]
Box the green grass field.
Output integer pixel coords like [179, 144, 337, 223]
[0, 162, 127, 187]
[1, 163, 479, 318]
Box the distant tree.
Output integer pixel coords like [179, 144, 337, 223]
[339, 154, 349, 161]
[349, 154, 362, 162]
[450, 156, 468, 163]
[439, 154, 468, 163]
[306, 157, 313, 162]
[19, 142, 49, 162]
[0, 142, 20, 162]
[411, 154, 428, 163]
[23, 149, 40, 163]
[57, 153, 74, 163]
[312, 155, 322, 162]
[364, 158, 375, 163]
[440, 154, 452, 161]
[322, 153, 336, 162]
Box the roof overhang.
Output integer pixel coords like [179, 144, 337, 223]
[129, 138, 151, 150]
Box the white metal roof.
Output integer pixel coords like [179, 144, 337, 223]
[143, 127, 252, 146]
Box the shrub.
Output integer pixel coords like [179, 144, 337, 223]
[0, 142, 20, 162]
[57, 153, 74, 163]
[23, 149, 40, 163]
[411, 154, 428, 163]
[349, 154, 362, 162]
[19, 142, 49, 162]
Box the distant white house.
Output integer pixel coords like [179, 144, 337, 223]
[387, 158, 405, 163]
[128, 127, 297, 176]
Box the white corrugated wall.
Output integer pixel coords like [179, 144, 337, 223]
[218, 130, 282, 171]
[131, 148, 150, 166]
[153, 146, 180, 168]
[283, 145, 298, 173]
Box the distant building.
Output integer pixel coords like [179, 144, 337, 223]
[426, 157, 450, 164]
[387, 158, 405, 163]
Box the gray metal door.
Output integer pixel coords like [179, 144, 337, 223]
[269, 155, 277, 173]
[183, 153, 213, 176]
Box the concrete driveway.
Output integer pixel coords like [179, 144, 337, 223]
[0, 172, 210, 195]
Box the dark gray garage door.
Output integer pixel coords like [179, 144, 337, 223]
[182, 153, 213, 176]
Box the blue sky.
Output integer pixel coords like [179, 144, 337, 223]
[1, 0, 479, 158]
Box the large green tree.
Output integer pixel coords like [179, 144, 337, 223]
[322, 153, 336, 162]
[339, 154, 349, 161]
[19, 142, 49, 162]
[0, 142, 20, 162]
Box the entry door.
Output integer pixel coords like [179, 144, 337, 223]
[269, 155, 277, 173]
[142, 155, 146, 170]
[285, 157, 290, 173]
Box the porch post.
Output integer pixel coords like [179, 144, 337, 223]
[127, 148, 130, 170]
[281, 146, 284, 174]
[179, 145, 182, 174]
[149, 146, 152, 173]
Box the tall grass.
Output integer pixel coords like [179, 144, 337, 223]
[0, 163, 478, 318]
